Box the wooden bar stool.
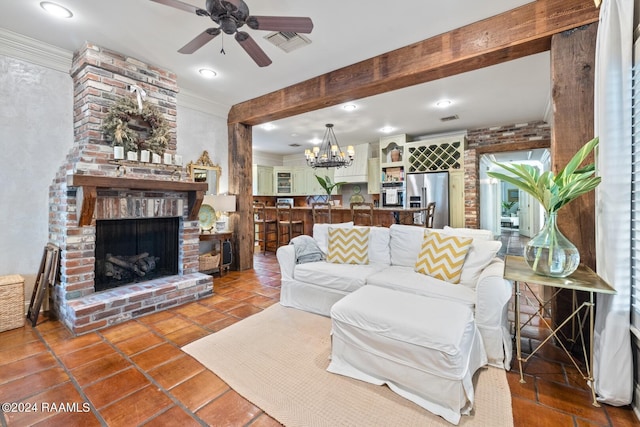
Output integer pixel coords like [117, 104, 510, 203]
[253, 202, 277, 255]
[276, 202, 304, 247]
[312, 202, 332, 224]
[425, 202, 436, 228]
[350, 202, 374, 226]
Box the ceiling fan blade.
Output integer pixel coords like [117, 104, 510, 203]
[247, 16, 313, 33]
[178, 28, 221, 54]
[150, 0, 209, 16]
[235, 32, 272, 67]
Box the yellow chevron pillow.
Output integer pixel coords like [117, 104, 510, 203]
[327, 227, 370, 264]
[415, 231, 473, 283]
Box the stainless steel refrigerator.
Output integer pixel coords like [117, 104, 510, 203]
[407, 172, 450, 228]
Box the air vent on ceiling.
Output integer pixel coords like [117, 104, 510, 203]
[264, 31, 312, 53]
[289, 143, 301, 147]
[440, 114, 459, 122]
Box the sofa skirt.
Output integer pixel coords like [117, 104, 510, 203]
[280, 278, 351, 317]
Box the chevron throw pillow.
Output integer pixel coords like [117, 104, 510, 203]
[415, 231, 473, 283]
[327, 227, 370, 264]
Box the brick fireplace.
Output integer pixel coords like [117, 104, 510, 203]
[48, 43, 212, 335]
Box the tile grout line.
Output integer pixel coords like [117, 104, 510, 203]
[95, 319, 210, 426]
[31, 325, 109, 427]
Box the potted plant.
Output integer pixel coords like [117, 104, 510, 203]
[501, 200, 516, 215]
[487, 137, 601, 277]
[315, 175, 346, 204]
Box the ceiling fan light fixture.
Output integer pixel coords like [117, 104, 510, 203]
[198, 68, 218, 78]
[305, 124, 354, 169]
[40, 2, 73, 18]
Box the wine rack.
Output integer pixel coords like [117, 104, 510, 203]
[406, 136, 465, 173]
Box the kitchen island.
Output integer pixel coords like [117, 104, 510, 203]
[262, 205, 430, 235]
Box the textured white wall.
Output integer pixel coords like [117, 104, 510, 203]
[176, 105, 229, 193]
[0, 55, 73, 296]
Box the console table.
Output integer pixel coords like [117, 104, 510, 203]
[503, 255, 615, 406]
[199, 231, 233, 276]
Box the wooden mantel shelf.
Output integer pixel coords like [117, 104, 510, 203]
[67, 174, 209, 226]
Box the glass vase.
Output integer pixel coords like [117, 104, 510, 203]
[524, 212, 580, 277]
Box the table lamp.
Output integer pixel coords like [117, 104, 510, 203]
[210, 194, 236, 232]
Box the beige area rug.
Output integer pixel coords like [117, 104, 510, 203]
[182, 304, 513, 427]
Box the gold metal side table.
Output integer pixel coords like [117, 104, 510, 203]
[503, 255, 616, 407]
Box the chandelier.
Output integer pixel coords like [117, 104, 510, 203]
[304, 124, 355, 169]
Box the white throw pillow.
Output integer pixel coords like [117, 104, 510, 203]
[389, 224, 428, 267]
[356, 226, 390, 265]
[458, 239, 502, 288]
[313, 222, 353, 254]
[439, 227, 501, 288]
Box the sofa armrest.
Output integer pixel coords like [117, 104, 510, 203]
[475, 258, 511, 327]
[276, 244, 296, 281]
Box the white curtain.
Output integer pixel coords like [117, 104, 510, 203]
[594, 0, 633, 405]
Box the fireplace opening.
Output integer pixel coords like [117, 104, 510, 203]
[95, 217, 180, 291]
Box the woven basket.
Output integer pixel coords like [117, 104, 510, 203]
[0, 275, 25, 332]
[199, 253, 220, 271]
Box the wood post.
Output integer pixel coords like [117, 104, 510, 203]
[228, 122, 254, 271]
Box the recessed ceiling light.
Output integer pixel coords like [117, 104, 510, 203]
[262, 123, 276, 131]
[40, 2, 73, 18]
[436, 99, 453, 108]
[343, 104, 357, 111]
[310, 138, 322, 145]
[198, 68, 217, 78]
[380, 126, 395, 133]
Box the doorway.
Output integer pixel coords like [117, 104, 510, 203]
[479, 149, 550, 237]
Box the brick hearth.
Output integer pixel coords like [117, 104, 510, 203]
[48, 43, 212, 335]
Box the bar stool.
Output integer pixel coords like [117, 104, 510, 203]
[312, 202, 332, 224]
[425, 202, 436, 228]
[253, 202, 277, 255]
[276, 202, 305, 247]
[350, 202, 374, 226]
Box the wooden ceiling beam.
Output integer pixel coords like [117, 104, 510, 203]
[228, 0, 598, 126]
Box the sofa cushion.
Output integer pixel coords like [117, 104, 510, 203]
[356, 226, 390, 265]
[366, 266, 476, 307]
[293, 261, 386, 293]
[389, 224, 427, 267]
[313, 222, 353, 254]
[440, 228, 502, 288]
[327, 227, 370, 264]
[442, 226, 492, 241]
[415, 232, 472, 283]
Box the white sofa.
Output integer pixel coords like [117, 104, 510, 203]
[276, 223, 513, 369]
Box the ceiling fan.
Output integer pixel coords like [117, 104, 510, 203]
[150, 0, 314, 67]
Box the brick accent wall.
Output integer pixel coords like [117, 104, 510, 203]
[463, 121, 551, 228]
[48, 43, 212, 335]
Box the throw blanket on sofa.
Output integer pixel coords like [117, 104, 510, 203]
[291, 235, 325, 264]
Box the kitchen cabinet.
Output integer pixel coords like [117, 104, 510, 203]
[292, 167, 307, 195]
[273, 167, 293, 195]
[252, 165, 273, 196]
[449, 169, 465, 227]
[367, 158, 380, 194]
[333, 143, 369, 183]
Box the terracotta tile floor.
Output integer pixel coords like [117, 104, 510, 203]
[1, 250, 638, 426]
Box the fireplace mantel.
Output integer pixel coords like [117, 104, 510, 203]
[67, 174, 208, 226]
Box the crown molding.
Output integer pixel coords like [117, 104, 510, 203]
[177, 89, 230, 118]
[0, 28, 72, 72]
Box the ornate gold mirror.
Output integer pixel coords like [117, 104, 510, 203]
[188, 151, 221, 195]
